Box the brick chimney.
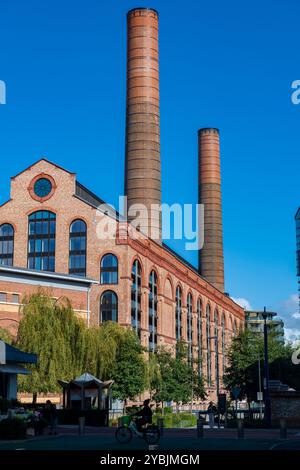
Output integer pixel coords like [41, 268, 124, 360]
[124, 8, 162, 242]
[198, 128, 225, 292]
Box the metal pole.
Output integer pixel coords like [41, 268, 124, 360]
[258, 352, 263, 420]
[263, 307, 271, 427]
[215, 336, 220, 429]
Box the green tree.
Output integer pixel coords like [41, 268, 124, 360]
[0, 327, 12, 344]
[111, 329, 146, 410]
[17, 291, 86, 400]
[224, 328, 300, 402]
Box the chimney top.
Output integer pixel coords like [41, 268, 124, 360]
[198, 128, 219, 135]
[127, 7, 159, 16]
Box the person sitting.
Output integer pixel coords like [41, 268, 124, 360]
[134, 399, 153, 433]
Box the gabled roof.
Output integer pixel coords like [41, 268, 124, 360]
[11, 158, 76, 180]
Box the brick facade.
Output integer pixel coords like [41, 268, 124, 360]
[0, 159, 244, 398]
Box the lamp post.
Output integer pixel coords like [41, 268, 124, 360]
[262, 307, 271, 427]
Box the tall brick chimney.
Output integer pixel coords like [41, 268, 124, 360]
[198, 128, 225, 292]
[125, 8, 162, 242]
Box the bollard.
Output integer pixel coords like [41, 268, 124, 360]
[78, 416, 85, 435]
[158, 418, 164, 437]
[237, 419, 244, 439]
[279, 419, 287, 440]
[197, 419, 204, 438]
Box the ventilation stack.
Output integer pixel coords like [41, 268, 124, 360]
[198, 128, 225, 292]
[125, 8, 162, 242]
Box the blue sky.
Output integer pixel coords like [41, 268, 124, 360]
[0, 0, 299, 336]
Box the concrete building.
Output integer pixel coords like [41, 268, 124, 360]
[245, 310, 284, 342]
[0, 8, 244, 399]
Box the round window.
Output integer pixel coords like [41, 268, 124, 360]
[33, 178, 53, 198]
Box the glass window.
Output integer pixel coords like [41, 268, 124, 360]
[175, 286, 182, 341]
[187, 293, 193, 361]
[0, 224, 14, 267]
[69, 219, 87, 277]
[12, 294, 19, 304]
[221, 313, 226, 375]
[0, 292, 7, 302]
[206, 304, 212, 386]
[28, 211, 56, 272]
[214, 309, 219, 385]
[100, 291, 118, 323]
[131, 260, 141, 338]
[197, 299, 202, 377]
[100, 254, 118, 284]
[149, 270, 158, 352]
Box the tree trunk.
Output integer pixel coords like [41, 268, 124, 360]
[32, 392, 37, 405]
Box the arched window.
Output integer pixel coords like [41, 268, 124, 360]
[0, 224, 14, 266]
[187, 293, 193, 361]
[221, 313, 226, 375]
[100, 291, 118, 322]
[149, 270, 158, 352]
[197, 299, 202, 377]
[69, 219, 87, 277]
[101, 254, 118, 284]
[214, 309, 219, 386]
[131, 260, 142, 338]
[175, 286, 182, 341]
[233, 320, 237, 337]
[206, 304, 212, 386]
[28, 211, 56, 271]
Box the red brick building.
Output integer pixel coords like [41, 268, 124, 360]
[0, 8, 244, 399]
[0, 158, 244, 398]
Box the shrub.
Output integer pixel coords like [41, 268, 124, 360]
[0, 418, 27, 440]
[0, 398, 21, 412]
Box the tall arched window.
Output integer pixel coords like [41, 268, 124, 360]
[175, 286, 182, 341]
[69, 219, 87, 277]
[187, 293, 193, 361]
[28, 211, 56, 271]
[100, 291, 118, 322]
[206, 304, 212, 386]
[221, 313, 226, 375]
[233, 320, 237, 337]
[101, 254, 118, 284]
[149, 270, 158, 352]
[197, 299, 202, 377]
[131, 260, 142, 338]
[0, 224, 14, 266]
[214, 309, 219, 386]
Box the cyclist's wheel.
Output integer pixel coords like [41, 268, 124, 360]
[144, 426, 160, 444]
[115, 426, 132, 444]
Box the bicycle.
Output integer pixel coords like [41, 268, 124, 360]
[115, 416, 160, 444]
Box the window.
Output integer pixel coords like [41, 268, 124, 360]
[197, 299, 202, 377]
[0, 224, 14, 267]
[233, 320, 237, 336]
[28, 211, 56, 272]
[214, 309, 219, 385]
[100, 291, 118, 322]
[149, 271, 158, 352]
[221, 313, 226, 375]
[12, 294, 19, 304]
[131, 260, 142, 338]
[100, 254, 118, 284]
[206, 304, 212, 386]
[187, 293, 193, 361]
[69, 219, 87, 277]
[175, 286, 182, 341]
[0, 292, 7, 302]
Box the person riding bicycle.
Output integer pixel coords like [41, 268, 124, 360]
[134, 399, 153, 433]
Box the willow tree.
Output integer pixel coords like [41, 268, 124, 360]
[0, 327, 12, 344]
[17, 291, 86, 400]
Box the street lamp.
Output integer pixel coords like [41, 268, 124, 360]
[262, 307, 271, 427]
